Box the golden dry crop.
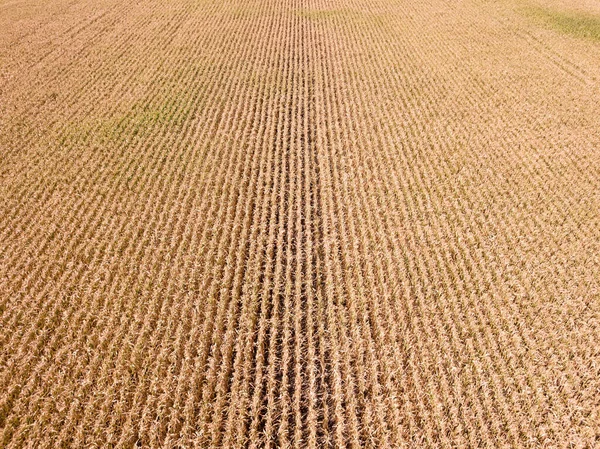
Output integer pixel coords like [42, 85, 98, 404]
[1, 0, 599, 447]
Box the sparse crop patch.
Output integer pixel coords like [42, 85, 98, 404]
[297, 6, 385, 25]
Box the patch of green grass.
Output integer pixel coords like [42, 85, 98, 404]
[525, 6, 600, 42]
[59, 96, 193, 146]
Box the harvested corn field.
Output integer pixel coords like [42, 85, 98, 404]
[1, 0, 600, 446]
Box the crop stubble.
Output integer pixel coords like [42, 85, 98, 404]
[1, 0, 599, 447]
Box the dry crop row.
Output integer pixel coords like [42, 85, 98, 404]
[1, 0, 599, 447]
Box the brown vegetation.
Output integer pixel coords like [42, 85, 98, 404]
[1, 0, 599, 447]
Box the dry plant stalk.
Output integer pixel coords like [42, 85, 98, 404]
[1, 0, 599, 447]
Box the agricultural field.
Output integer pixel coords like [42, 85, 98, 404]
[1, 0, 600, 446]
